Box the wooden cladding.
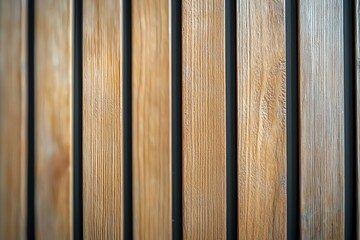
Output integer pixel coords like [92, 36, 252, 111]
[0, 0, 358, 239]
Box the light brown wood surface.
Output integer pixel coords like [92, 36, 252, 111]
[0, 0, 27, 239]
[237, 0, 286, 238]
[35, 0, 73, 238]
[182, 0, 226, 239]
[83, 0, 123, 238]
[299, 0, 344, 239]
[356, 0, 360, 238]
[132, 0, 171, 239]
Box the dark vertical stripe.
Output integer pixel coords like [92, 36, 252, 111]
[344, 0, 356, 239]
[225, 0, 238, 239]
[123, 0, 133, 239]
[73, 0, 83, 238]
[286, 0, 299, 238]
[27, 0, 35, 238]
[171, 0, 183, 239]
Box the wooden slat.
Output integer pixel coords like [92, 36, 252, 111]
[182, 0, 226, 238]
[299, 0, 344, 238]
[132, 0, 171, 239]
[0, 0, 27, 239]
[356, 0, 360, 238]
[35, 0, 72, 238]
[83, 0, 123, 238]
[237, 0, 286, 238]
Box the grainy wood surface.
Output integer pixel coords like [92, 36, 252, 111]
[132, 0, 171, 239]
[0, 0, 27, 239]
[83, 0, 123, 238]
[182, 0, 226, 239]
[356, 0, 360, 238]
[35, 0, 73, 238]
[299, 0, 344, 239]
[237, 0, 286, 238]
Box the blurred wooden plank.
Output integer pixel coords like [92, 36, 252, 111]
[356, 0, 360, 238]
[35, 0, 72, 238]
[0, 0, 27, 239]
[182, 0, 226, 238]
[299, 0, 344, 238]
[83, 0, 123, 238]
[132, 0, 171, 239]
[237, 0, 286, 238]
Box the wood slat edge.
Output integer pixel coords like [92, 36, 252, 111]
[182, 0, 226, 239]
[0, 0, 28, 238]
[83, 0, 123, 238]
[236, 0, 287, 238]
[299, 0, 344, 238]
[132, 0, 171, 239]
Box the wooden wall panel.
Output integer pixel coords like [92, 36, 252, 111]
[299, 0, 344, 239]
[0, 0, 27, 239]
[237, 0, 286, 239]
[132, 0, 171, 239]
[83, 0, 123, 238]
[35, 0, 72, 238]
[182, 0, 226, 239]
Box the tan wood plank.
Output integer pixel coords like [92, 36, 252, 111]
[0, 0, 27, 239]
[83, 0, 123, 238]
[237, 0, 286, 238]
[356, 0, 360, 238]
[182, 0, 226, 239]
[35, 0, 73, 238]
[299, 0, 344, 238]
[132, 0, 171, 239]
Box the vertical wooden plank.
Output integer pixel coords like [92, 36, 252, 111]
[182, 1, 226, 239]
[299, 0, 344, 239]
[237, 0, 286, 238]
[356, 0, 360, 238]
[132, 0, 171, 239]
[83, 0, 123, 238]
[0, 0, 27, 239]
[35, 0, 72, 238]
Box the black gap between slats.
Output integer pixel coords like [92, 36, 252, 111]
[123, 0, 133, 239]
[27, 0, 35, 238]
[344, 0, 356, 239]
[171, 0, 183, 239]
[225, 0, 238, 239]
[286, 0, 299, 239]
[73, 0, 83, 238]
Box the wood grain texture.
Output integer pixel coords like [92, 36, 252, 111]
[237, 0, 286, 239]
[132, 0, 171, 239]
[83, 0, 123, 238]
[356, 0, 360, 238]
[35, 0, 73, 238]
[299, 0, 344, 239]
[182, 0, 226, 239]
[0, 0, 27, 239]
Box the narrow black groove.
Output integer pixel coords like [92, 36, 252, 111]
[26, 0, 35, 238]
[344, 0, 356, 239]
[286, 0, 299, 239]
[123, 0, 133, 239]
[73, 0, 83, 238]
[171, 0, 183, 239]
[225, 0, 238, 239]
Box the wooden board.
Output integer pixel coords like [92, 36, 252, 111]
[0, 0, 27, 239]
[35, 0, 73, 238]
[299, 0, 344, 238]
[356, 0, 360, 238]
[132, 0, 171, 239]
[83, 0, 123, 238]
[182, 0, 226, 238]
[237, 0, 286, 238]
